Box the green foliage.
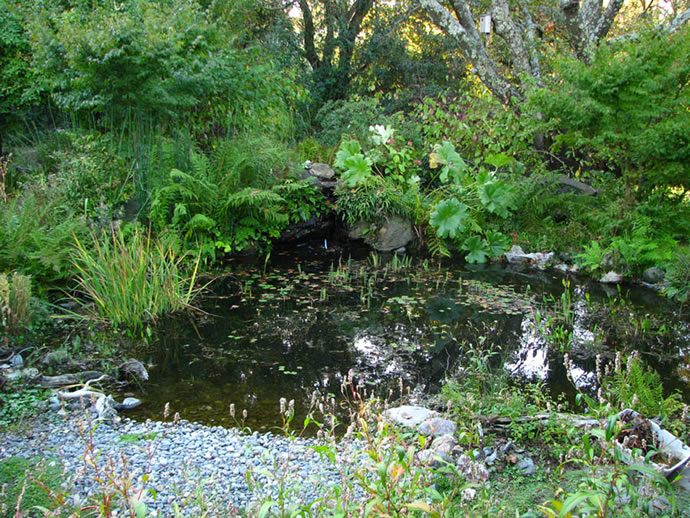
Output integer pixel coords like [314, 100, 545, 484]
[0, 1, 44, 147]
[49, 132, 133, 213]
[577, 240, 607, 273]
[414, 91, 535, 167]
[429, 141, 468, 185]
[529, 26, 690, 191]
[542, 416, 679, 517]
[430, 199, 470, 239]
[214, 134, 295, 190]
[272, 179, 327, 225]
[27, 0, 301, 139]
[0, 456, 63, 512]
[0, 191, 89, 285]
[577, 217, 678, 276]
[334, 140, 373, 187]
[476, 170, 515, 218]
[424, 143, 516, 262]
[606, 355, 684, 421]
[150, 140, 324, 261]
[664, 251, 690, 303]
[462, 235, 490, 264]
[334, 176, 412, 226]
[315, 98, 382, 147]
[70, 228, 199, 329]
[0, 389, 48, 428]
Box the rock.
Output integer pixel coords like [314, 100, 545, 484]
[431, 434, 458, 457]
[115, 397, 142, 411]
[557, 176, 598, 196]
[347, 216, 414, 252]
[600, 271, 624, 284]
[456, 454, 490, 482]
[9, 354, 23, 368]
[418, 417, 456, 438]
[48, 395, 61, 411]
[278, 215, 332, 244]
[505, 246, 554, 269]
[384, 405, 437, 428]
[94, 395, 119, 422]
[417, 449, 452, 468]
[4, 367, 41, 383]
[555, 264, 579, 274]
[642, 267, 665, 284]
[516, 456, 536, 475]
[308, 163, 336, 180]
[119, 359, 149, 382]
[485, 449, 498, 466]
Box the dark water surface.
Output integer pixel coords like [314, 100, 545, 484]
[128, 246, 690, 433]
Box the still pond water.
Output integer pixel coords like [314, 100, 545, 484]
[128, 246, 690, 433]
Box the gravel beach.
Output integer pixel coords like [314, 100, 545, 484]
[1, 412, 364, 516]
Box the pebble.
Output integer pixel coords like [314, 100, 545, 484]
[0, 412, 365, 516]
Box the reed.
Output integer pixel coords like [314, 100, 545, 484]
[71, 228, 199, 329]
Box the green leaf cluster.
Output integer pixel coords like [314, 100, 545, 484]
[529, 26, 690, 191]
[426, 143, 516, 263]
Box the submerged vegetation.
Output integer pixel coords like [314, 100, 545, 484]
[1, 0, 689, 515]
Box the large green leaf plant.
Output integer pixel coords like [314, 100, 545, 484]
[427, 144, 517, 263]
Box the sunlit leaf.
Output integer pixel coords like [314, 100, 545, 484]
[484, 152, 512, 168]
[431, 141, 467, 184]
[340, 155, 372, 187]
[334, 140, 362, 170]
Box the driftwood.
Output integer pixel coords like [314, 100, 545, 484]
[40, 371, 111, 388]
[39, 359, 148, 388]
[481, 412, 600, 430]
[482, 409, 690, 491]
[56, 374, 109, 400]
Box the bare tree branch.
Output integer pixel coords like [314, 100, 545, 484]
[593, 0, 624, 43]
[418, 0, 518, 103]
[491, 0, 533, 78]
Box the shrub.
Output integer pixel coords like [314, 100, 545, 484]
[0, 191, 89, 285]
[664, 251, 690, 304]
[315, 98, 382, 147]
[334, 175, 413, 226]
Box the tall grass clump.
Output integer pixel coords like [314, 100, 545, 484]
[71, 229, 199, 329]
[0, 272, 32, 337]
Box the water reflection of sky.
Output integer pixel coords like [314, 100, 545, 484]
[505, 316, 548, 380]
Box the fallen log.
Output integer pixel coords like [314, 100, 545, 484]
[40, 371, 110, 388]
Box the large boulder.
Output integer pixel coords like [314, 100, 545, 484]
[301, 162, 338, 191]
[505, 246, 554, 269]
[384, 405, 438, 428]
[600, 271, 624, 284]
[643, 267, 665, 284]
[347, 215, 414, 252]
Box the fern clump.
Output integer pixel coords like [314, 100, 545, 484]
[605, 353, 684, 422]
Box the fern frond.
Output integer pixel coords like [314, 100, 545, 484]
[426, 228, 451, 258]
[223, 188, 285, 212]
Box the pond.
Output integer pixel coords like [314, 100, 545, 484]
[127, 245, 690, 434]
